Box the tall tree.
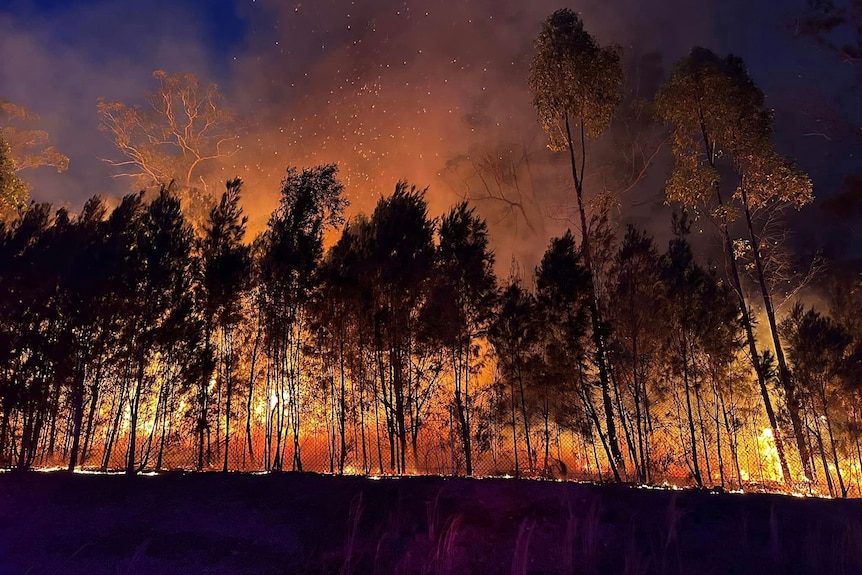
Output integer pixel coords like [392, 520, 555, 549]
[782, 304, 853, 496]
[365, 183, 436, 473]
[608, 225, 664, 482]
[655, 47, 805, 484]
[489, 278, 541, 477]
[200, 179, 251, 471]
[535, 231, 609, 477]
[528, 8, 626, 470]
[56, 197, 113, 471]
[122, 188, 196, 475]
[259, 164, 347, 471]
[423, 202, 496, 476]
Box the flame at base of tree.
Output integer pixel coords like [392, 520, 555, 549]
[4, 364, 846, 499]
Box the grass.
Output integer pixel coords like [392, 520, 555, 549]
[3, 472, 862, 574]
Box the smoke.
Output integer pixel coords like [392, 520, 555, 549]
[220, 0, 720, 268]
[0, 0, 854, 273]
[0, 1, 216, 208]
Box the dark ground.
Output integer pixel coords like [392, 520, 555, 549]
[0, 472, 861, 574]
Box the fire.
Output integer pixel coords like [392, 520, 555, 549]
[756, 428, 784, 484]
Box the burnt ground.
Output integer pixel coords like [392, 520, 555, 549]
[0, 472, 861, 574]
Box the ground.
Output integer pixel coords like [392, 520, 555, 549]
[0, 472, 861, 574]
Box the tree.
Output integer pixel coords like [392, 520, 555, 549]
[423, 202, 496, 476]
[365, 183, 436, 473]
[117, 188, 196, 475]
[0, 203, 56, 469]
[259, 164, 347, 471]
[535, 231, 610, 477]
[199, 179, 251, 471]
[659, 213, 741, 487]
[0, 100, 69, 173]
[608, 225, 663, 482]
[528, 8, 626, 470]
[0, 130, 27, 221]
[655, 47, 807, 485]
[782, 304, 853, 496]
[489, 277, 541, 477]
[317, 216, 378, 473]
[97, 71, 240, 192]
[441, 139, 549, 244]
[55, 197, 113, 471]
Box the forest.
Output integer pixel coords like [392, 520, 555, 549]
[1, 7, 861, 500]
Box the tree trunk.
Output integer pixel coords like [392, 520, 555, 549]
[712, 183, 792, 486]
[453, 346, 472, 476]
[740, 186, 812, 482]
[563, 112, 624, 472]
[126, 354, 146, 476]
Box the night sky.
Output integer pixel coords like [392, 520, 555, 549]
[0, 0, 857, 264]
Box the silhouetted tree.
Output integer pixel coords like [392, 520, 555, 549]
[259, 164, 347, 471]
[422, 202, 496, 475]
[608, 225, 663, 482]
[122, 188, 196, 475]
[782, 304, 853, 496]
[529, 8, 626, 470]
[365, 183, 436, 473]
[489, 277, 541, 476]
[535, 232, 602, 475]
[200, 179, 251, 471]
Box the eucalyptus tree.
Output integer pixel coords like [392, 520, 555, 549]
[422, 202, 496, 476]
[655, 47, 808, 484]
[529, 8, 625, 468]
[259, 164, 347, 471]
[97, 71, 240, 192]
[0, 99, 68, 173]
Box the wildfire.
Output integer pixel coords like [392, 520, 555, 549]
[757, 428, 784, 484]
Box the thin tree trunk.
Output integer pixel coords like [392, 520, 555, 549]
[126, 353, 146, 476]
[699, 132, 792, 486]
[563, 112, 623, 472]
[740, 186, 812, 483]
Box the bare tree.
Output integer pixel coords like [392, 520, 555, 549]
[97, 71, 240, 192]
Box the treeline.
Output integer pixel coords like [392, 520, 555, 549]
[0, 166, 860, 497]
[1, 8, 861, 498]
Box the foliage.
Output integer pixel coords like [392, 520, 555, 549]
[528, 8, 623, 149]
[0, 99, 69, 173]
[0, 130, 28, 221]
